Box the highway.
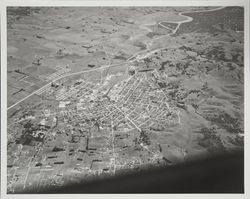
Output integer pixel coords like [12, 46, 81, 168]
[7, 61, 130, 110]
[7, 6, 226, 111]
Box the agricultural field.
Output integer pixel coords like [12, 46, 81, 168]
[7, 6, 244, 193]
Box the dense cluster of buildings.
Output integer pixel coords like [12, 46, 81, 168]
[7, 63, 180, 193]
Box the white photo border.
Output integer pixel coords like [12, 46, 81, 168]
[1, 0, 249, 199]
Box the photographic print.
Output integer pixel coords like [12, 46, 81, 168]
[1, 1, 248, 196]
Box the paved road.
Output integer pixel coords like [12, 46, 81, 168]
[7, 6, 226, 111]
[7, 61, 130, 110]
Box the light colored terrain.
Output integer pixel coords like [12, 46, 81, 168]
[7, 6, 244, 193]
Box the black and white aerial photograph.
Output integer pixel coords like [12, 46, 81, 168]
[1, 0, 249, 197]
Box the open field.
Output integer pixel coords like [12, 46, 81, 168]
[7, 6, 244, 193]
[175, 6, 244, 35]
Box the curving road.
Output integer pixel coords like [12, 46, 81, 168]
[7, 6, 226, 111]
[127, 6, 226, 61]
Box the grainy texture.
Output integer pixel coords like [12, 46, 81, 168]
[7, 6, 244, 193]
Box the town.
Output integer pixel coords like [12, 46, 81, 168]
[7, 60, 180, 193]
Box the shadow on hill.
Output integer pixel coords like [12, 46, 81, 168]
[19, 150, 244, 194]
